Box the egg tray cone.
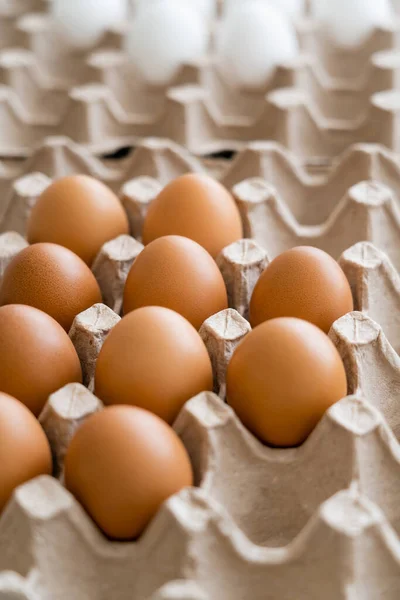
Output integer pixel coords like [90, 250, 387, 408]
[0, 137, 207, 205]
[0, 0, 46, 48]
[1, 2, 400, 159]
[1, 198, 400, 597]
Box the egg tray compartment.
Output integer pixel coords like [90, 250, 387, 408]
[2, 222, 400, 598]
[2, 2, 400, 160]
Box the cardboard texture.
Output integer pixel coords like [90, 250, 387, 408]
[5, 136, 400, 236]
[1, 2, 400, 158]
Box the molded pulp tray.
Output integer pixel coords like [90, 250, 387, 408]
[1, 138, 400, 598]
[2, 1, 400, 159]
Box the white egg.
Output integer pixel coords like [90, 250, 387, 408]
[133, 0, 216, 19]
[224, 0, 305, 20]
[126, 2, 209, 86]
[276, 0, 306, 18]
[316, 0, 393, 48]
[310, 0, 327, 19]
[52, 0, 128, 49]
[217, 2, 299, 88]
[188, 0, 216, 18]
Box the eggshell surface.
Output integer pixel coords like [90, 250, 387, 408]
[224, 0, 305, 20]
[135, 0, 216, 20]
[123, 235, 228, 329]
[126, 2, 209, 86]
[95, 306, 213, 424]
[227, 317, 347, 447]
[64, 405, 193, 540]
[0, 392, 52, 512]
[0, 305, 82, 416]
[316, 0, 392, 48]
[27, 175, 129, 265]
[142, 174, 243, 258]
[217, 1, 299, 88]
[0, 243, 102, 331]
[250, 246, 354, 333]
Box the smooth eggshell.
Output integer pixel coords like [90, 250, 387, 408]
[126, 1, 209, 86]
[227, 317, 348, 447]
[316, 0, 392, 48]
[0, 243, 102, 331]
[64, 405, 193, 540]
[27, 175, 129, 265]
[142, 173, 243, 258]
[250, 246, 354, 333]
[217, 1, 299, 88]
[0, 392, 52, 512]
[0, 305, 82, 416]
[123, 235, 228, 329]
[95, 306, 213, 424]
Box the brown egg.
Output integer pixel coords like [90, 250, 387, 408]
[27, 175, 129, 265]
[64, 405, 193, 540]
[0, 305, 82, 415]
[142, 173, 243, 258]
[250, 246, 353, 333]
[123, 235, 228, 329]
[0, 392, 52, 512]
[0, 243, 102, 331]
[227, 317, 347, 447]
[95, 306, 213, 424]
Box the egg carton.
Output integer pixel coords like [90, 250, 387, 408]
[1, 3, 400, 158]
[2, 138, 400, 294]
[1, 135, 399, 199]
[0, 278, 399, 600]
[4, 136, 400, 238]
[2, 198, 400, 598]
[3, 135, 400, 355]
[6, 176, 400, 270]
[0, 259, 400, 598]
[2, 137, 400, 596]
[3, 387, 400, 600]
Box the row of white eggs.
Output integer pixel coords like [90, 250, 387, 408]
[52, 0, 394, 87]
[130, 0, 305, 19]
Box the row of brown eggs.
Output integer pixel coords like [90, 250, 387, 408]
[0, 172, 353, 541]
[27, 173, 243, 265]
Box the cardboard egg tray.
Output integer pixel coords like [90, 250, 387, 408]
[1, 136, 400, 598]
[2, 1, 400, 160]
[5, 135, 400, 236]
[2, 2, 400, 595]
